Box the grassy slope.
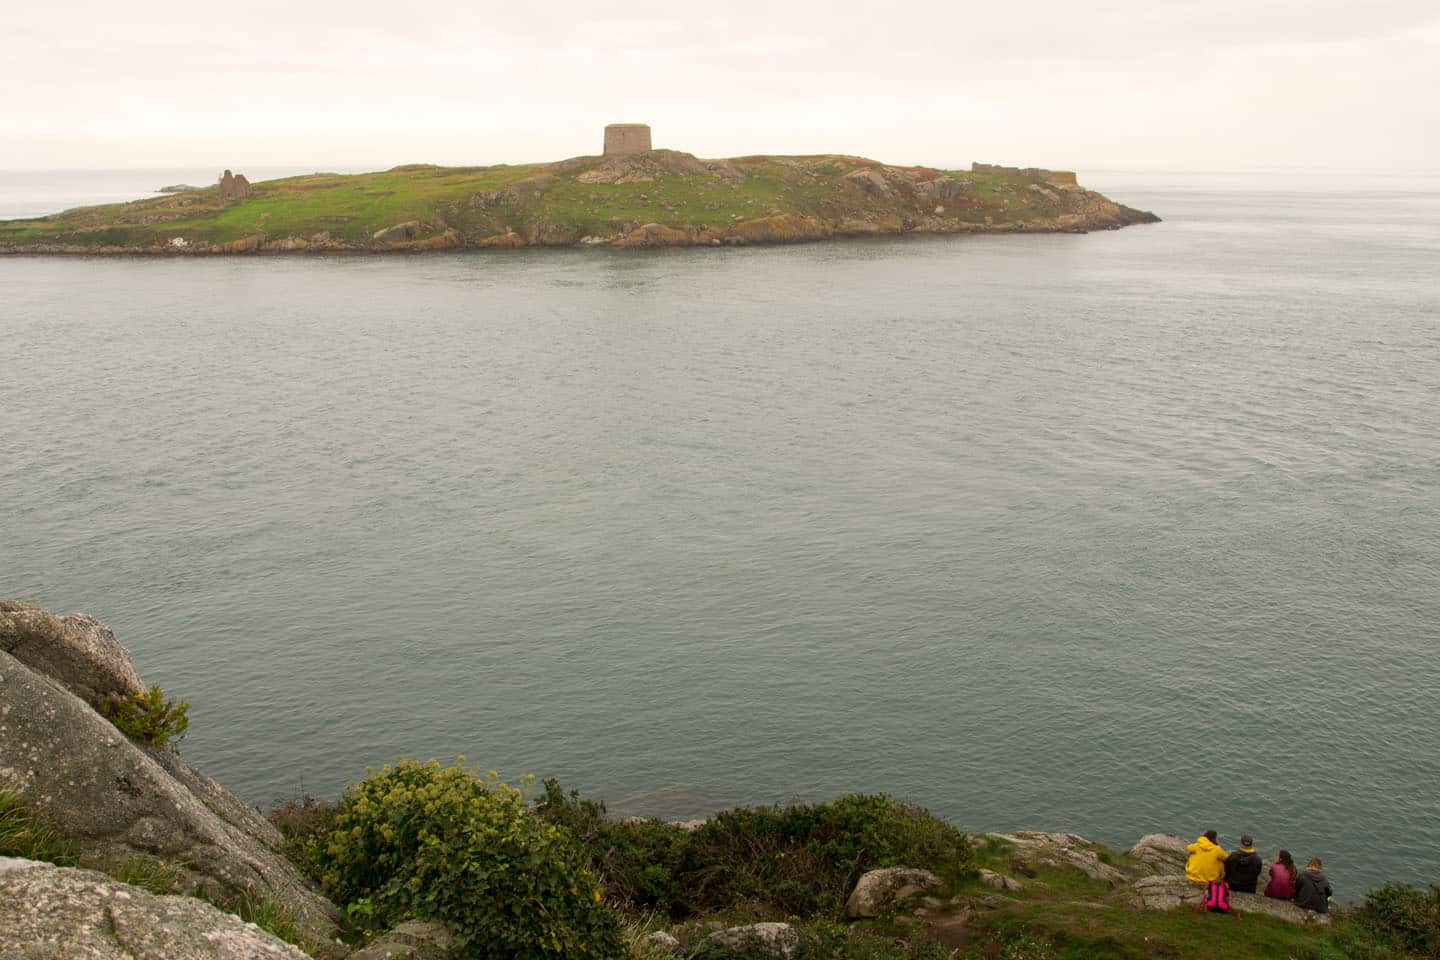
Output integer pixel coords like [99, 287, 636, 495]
[0, 152, 1145, 250]
[949, 839, 1359, 960]
[626, 832, 1400, 960]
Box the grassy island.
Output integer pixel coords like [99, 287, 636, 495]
[0, 152, 1158, 255]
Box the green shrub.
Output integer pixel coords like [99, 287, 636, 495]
[99, 685, 190, 746]
[267, 794, 339, 870]
[540, 785, 974, 920]
[1353, 882, 1440, 957]
[680, 793, 974, 916]
[0, 790, 77, 866]
[535, 780, 689, 913]
[306, 759, 624, 960]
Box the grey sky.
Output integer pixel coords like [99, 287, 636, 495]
[4, 0, 1437, 171]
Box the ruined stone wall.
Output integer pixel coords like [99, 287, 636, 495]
[973, 162, 1077, 186]
[604, 124, 652, 156]
[217, 169, 252, 200]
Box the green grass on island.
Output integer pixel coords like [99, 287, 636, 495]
[0, 151, 1158, 253]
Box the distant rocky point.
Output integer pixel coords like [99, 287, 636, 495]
[156, 184, 203, 194]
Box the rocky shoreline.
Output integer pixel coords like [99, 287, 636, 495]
[0, 210, 1156, 258]
[2, 602, 1386, 960]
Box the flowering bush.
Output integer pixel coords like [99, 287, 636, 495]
[306, 759, 623, 960]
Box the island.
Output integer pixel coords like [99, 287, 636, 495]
[0, 125, 1158, 256]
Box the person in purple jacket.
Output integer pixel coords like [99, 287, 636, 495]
[1264, 849, 1298, 900]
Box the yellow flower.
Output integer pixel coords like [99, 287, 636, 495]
[593, 888, 603, 904]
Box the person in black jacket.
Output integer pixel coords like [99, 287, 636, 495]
[1293, 857, 1333, 913]
[1224, 834, 1263, 893]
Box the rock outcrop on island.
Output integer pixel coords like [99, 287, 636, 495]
[0, 150, 1159, 256]
[0, 857, 310, 960]
[0, 602, 338, 944]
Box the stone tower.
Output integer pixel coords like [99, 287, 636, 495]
[604, 124, 652, 156]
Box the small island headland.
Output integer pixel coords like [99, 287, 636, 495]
[2, 600, 1434, 960]
[0, 124, 1158, 256]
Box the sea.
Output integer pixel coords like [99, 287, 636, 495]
[2, 167, 1437, 895]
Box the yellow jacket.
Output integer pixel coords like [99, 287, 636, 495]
[1185, 836, 1229, 883]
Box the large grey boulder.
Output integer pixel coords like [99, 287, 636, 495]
[705, 923, 801, 960]
[0, 856, 310, 959]
[0, 601, 143, 704]
[0, 644, 337, 940]
[845, 866, 941, 918]
[995, 832, 1129, 883]
[1130, 875, 1330, 925]
[1126, 834, 1191, 874]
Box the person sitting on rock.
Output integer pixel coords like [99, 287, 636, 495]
[1184, 830, 1229, 884]
[1224, 834, 1263, 893]
[1264, 849, 1298, 900]
[1292, 857, 1333, 913]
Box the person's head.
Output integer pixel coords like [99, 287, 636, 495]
[1306, 857, 1324, 872]
[1240, 834, 1254, 849]
[1203, 830, 1218, 843]
[1278, 849, 1296, 870]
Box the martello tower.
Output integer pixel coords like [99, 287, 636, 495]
[603, 124, 652, 156]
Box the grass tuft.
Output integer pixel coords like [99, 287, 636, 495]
[109, 854, 184, 895]
[0, 790, 78, 867]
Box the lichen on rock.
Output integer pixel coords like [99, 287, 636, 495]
[0, 856, 311, 959]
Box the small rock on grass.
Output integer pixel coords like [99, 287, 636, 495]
[646, 931, 681, 954]
[980, 869, 1023, 892]
[704, 923, 800, 960]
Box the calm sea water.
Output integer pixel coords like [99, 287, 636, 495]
[2, 170, 1438, 895]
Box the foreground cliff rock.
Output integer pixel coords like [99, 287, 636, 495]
[0, 857, 309, 960]
[0, 151, 1158, 256]
[0, 602, 338, 942]
[0, 601, 142, 704]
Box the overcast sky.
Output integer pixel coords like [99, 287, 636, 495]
[4, 0, 1438, 171]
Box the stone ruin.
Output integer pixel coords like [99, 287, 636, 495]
[603, 124, 652, 157]
[216, 169, 252, 200]
[972, 162, 1077, 187]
